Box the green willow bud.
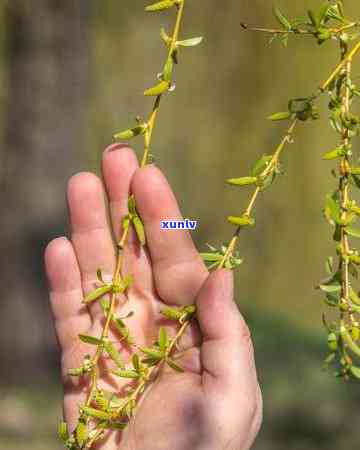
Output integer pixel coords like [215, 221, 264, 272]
[350, 167, 360, 175]
[160, 27, 172, 46]
[322, 146, 346, 160]
[82, 406, 112, 421]
[58, 422, 69, 442]
[113, 318, 134, 344]
[94, 390, 109, 411]
[132, 215, 146, 245]
[83, 285, 112, 304]
[177, 36, 203, 47]
[180, 304, 197, 322]
[268, 111, 292, 121]
[163, 58, 174, 82]
[122, 215, 131, 230]
[166, 358, 184, 372]
[351, 325, 360, 342]
[340, 325, 360, 358]
[273, 7, 292, 30]
[79, 334, 103, 346]
[328, 332, 338, 351]
[141, 347, 164, 359]
[144, 80, 170, 96]
[112, 369, 140, 379]
[76, 421, 88, 447]
[345, 226, 360, 238]
[104, 340, 125, 368]
[145, 0, 176, 12]
[349, 254, 360, 265]
[68, 367, 85, 377]
[160, 306, 183, 320]
[226, 176, 258, 186]
[227, 215, 255, 227]
[114, 125, 146, 141]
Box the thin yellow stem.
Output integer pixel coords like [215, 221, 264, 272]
[241, 22, 358, 36]
[218, 119, 298, 270]
[339, 42, 352, 317]
[141, 0, 186, 168]
[84, 227, 128, 408]
[321, 40, 360, 91]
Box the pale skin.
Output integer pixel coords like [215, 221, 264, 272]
[44, 143, 263, 450]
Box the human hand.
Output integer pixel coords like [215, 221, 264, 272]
[45, 144, 262, 450]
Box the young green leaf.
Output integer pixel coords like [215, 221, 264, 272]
[227, 215, 255, 227]
[76, 420, 88, 447]
[200, 252, 223, 262]
[328, 332, 338, 352]
[350, 167, 360, 175]
[79, 334, 103, 346]
[268, 111, 291, 121]
[163, 58, 174, 82]
[160, 306, 183, 321]
[273, 7, 292, 30]
[251, 155, 273, 177]
[325, 256, 334, 275]
[113, 274, 134, 294]
[177, 37, 203, 47]
[82, 406, 112, 421]
[104, 341, 125, 368]
[142, 357, 161, 367]
[322, 146, 345, 160]
[317, 2, 330, 25]
[350, 365, 360, 379]
[145, 0, 176, 12]
[350, 254, 360, 266]
[308, 9, 319, 28]
[58, 422, 69, 442]
[346, 226, 360, 238]
[319, 283, 341, 293]
[144, 80, 170, 96]
[324, 192, 341, 226]
[68, 366, 86, 377]
[128, 195, 137, 216]
[159, 327, 168, 352]
[226, 176, 258, 187]
[180, 304, 197, 323]
[141, 347, 164, 359]
[113, 318, 134, 345]
[112, 369, 140, 379]
[83, 285, 112, 304]
[166, 358, 184, 372]
[94, 390, 110, 411]
[132, 216, 146, 246]
[132, 354, 141, 372]
[114, 125, 145, 141]
[160, 27, 172, 46]
[340, 326, 360, 358]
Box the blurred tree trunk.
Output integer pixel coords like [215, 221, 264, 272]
[0, 0, 93, 382]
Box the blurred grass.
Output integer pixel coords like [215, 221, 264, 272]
[2, 308, 360, 450]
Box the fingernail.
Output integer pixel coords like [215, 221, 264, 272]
[104, 143, 131, 154]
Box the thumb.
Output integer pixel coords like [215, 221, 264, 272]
[196, 269, 258, 389]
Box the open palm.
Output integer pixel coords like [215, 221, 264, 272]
[45, 144, 262, 450]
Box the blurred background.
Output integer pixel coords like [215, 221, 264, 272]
[1, 0, 360, 449]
